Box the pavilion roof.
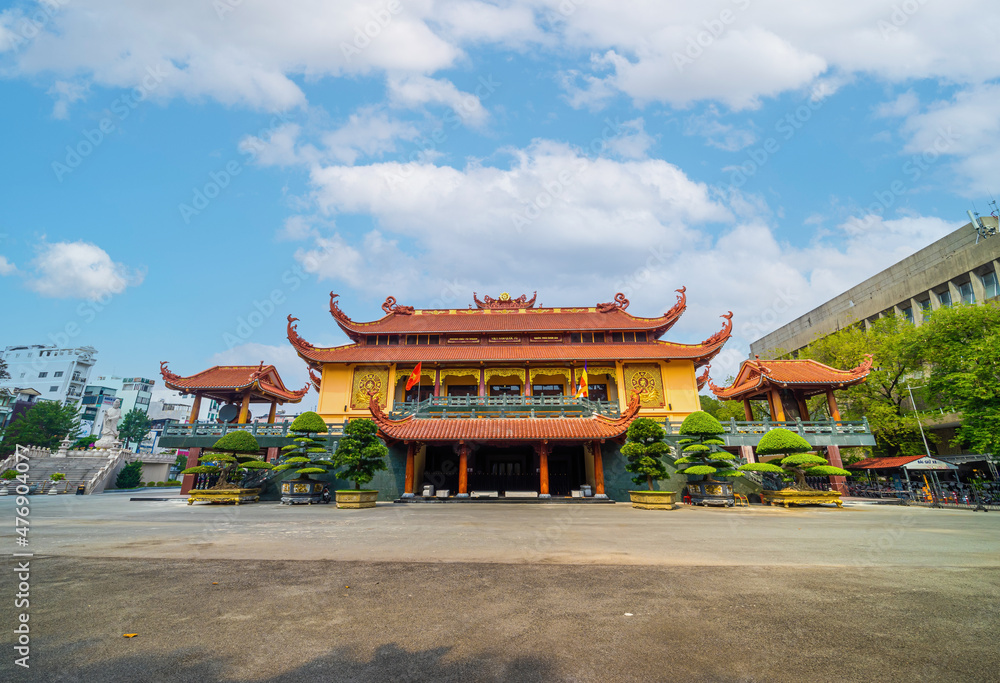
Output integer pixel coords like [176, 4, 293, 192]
[368, 391, 642, 444]
[158, 361, 310, 403]
[708, 355, 873, 401]
[287, 312, 732, 368]
[328, 289, 688, 341]
[847, 456, 924, 470]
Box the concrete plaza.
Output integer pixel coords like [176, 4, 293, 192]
[2, 496, 998, 681]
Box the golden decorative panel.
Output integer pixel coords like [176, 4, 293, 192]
[439, 368, 479, 382]
[351, 365, 390, 409]
[584, 366, 617, 378]
[623, 363, 665, 407]
[397, 368, 435, 384]
[485, 368, 526, 384]
[529, 368, 572, 385]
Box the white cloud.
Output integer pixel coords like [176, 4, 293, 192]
[206, 343, 313, 406]
[25, 241, 144, 300]
[684, 109, 757, 152]
[47, 80, 88, 119]
[602, 118, 655, 159]
[387, 74, 489, 127]
[320, 107, 421, 164]
[0, 255, 17, 275]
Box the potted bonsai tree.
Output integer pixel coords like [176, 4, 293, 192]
[1, 469, 17, 496]
[180, 430, 273, 505]
[48, 472, 66, 495]
[675, 410, 742, 506]
[622, 417, 676, 509]
[273, 411, 336, 505]
[331, 418, 388, 509]
[738, 427, 850, 508]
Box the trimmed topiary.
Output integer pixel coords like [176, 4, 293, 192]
[756, 428, 811, 456]
[289, 411, 329, 434]
[676, 410, 743, 481]
[274, 411, 335, 481]
[212, 429, 261, 455]
[180, 430, 272, 490]
[621, 417, 671, 490]
[50, 472, 66, 481]
[739, 428, 850, 489]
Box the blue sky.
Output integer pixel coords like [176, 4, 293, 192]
[1, 0, 998, 408]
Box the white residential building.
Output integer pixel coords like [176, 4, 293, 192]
[89, 376, 155, 415]
[0, 345, 98, 406]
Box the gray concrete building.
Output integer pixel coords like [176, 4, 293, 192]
[751, 219, 1000, 358]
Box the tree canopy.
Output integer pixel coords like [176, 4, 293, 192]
[675, 410, 742, 480]
[118, 408, 152, 451]
[274, 411, 335, 478]
[0, 401, 80, 455]
[621, 417, 671, 490]
[180, 430, 271, 490]
[740, 428, 850, 489]
[332, 418, 388, 490]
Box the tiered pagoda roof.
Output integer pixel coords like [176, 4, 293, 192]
[708, 355, 873, 401]
[288, 291, 732, 369]
[159, 361, 310, 403]
[369, 392, 642, 444]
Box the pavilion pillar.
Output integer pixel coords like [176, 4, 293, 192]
[266, 447, 279, 463]
[826, 446, 848, 494]
[180, 447, 201, 495]
[188, 394, 202, 424]
[267, 401, 277, 423]
[825, 389, 842, 421]
[434, 368, 441, 397]
[237, 392, 251, 424]
[478, 368, 486, 397]
[538, 442, 551, 498]
[403, 442, 416, 497]
[592, 440, 607, 498]
[770, 388, 786, 421]
[524, 367, 531, 396]
[796, 395, 810, 421]
[742, 399, 753, 421]
[457, 443, 470, 497]
[739, 445, 756, 464]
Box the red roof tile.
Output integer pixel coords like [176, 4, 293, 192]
[159, 361, 309, 402]
[847, 456, 925, 469]
[328, 289, 688, 340]
[368, 392, 642, 443]
[709, 355, 873, 400]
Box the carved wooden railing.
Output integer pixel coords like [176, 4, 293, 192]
[661, 416, 872, 437]
[163, 422, 345, 439]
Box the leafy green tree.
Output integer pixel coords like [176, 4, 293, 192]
[72, 435, 97, 449]
[796, 315, 924, 457]
[0, 401, 80, 455]
[274, 411, 335, 479]
[739, 428, 850, 489]
[699, 393, 769, 422]
[115, 460, 143, 489]
[332, 418, 388, 490]
[180, 430, 272, 490]
[621, 417, 671, 490]
[675, 411, 743, 480]
[918, 302, 1000, 459]
[118, 408, 153, 451]
[0, 356, 9, 380]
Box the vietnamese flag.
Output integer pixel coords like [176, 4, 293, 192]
[575, 365, 589, 399]
[405, 362, 422, 391]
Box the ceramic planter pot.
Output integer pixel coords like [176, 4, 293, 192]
[186, 488, 261, 505]
[280, 478, 327, 505]
[335, 490, 378, 509]
[687, 481, 735, 507]
[628, 490, 677, 510]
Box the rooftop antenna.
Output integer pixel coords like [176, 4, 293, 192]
[968, 196, 999, 244]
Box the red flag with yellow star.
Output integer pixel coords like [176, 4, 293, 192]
[405, 362, 422, 391]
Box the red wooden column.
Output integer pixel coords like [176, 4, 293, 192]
[770, 388, 786, 421]
[524, 367, 531, 396]
[433, 368, 441, 397]
[478, 368, 486, 397]
[824, 389, 847, 494]
[265, 447, 279, 463]
[592, 440, 607, 498]
[742, 399, 753, 420]
[538, 442, 551, 498]
[403, 442, 416, 497]
[457, 443, 470, 496]
[180, 447, 201, 494]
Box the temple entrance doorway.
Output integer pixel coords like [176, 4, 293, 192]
[468, 445, 535, 495]
[548, 445, 587, 496]
[422, 445, 460, 494]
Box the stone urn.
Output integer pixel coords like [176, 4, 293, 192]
[687, 480, 735, 507]
[335, 490, 378, 509]
[280, 477, 328, 505]
[628, 490, 677, 510]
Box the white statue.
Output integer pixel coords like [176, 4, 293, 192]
[94, 399, 123, 448]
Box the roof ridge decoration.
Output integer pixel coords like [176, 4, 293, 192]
[474, 291, 537, 309]
[287, 315, 316, 352]
[597, 293, 630, 313]
[664, 287, 687, 320]
[697, 365, 710, 391]
[381, 296, 414, 315]
[329, 292, 353, 325]
[594, 390, 642, 428]
[701, 311, 733, 347]
[308, 367, 322, 390]
[159, 361, 183, 384]
[849, 354, 875, 375]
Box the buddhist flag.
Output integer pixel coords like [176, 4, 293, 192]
[405, 362, 422, 391]
[575, 365, 589, 399]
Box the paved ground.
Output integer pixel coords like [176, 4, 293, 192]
[1, 496, 998, 681]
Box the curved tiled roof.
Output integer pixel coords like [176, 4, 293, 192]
[708, 355, 873, 401]
[328, 289, 688, 340]
[287, 313, 732, 367]
[159, 361, 310, 403]
[368, 391, 642, 444]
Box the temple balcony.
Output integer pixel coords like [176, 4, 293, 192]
[159, 421, 344, 449]
[386, 395, 622, 420]
[662, 417, 876, 448]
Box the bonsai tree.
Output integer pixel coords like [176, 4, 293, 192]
[180, 430, 273, 490]
[621, 417, 671, 490]
[50, 472, 66, 482]
[332, 418, 388, 490]
[273, 411, 335, 479]
[115, 460, 143, 489]
[674, 411, 743, 480]
[738, 428, 850, 489]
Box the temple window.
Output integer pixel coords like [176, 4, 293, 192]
[489, 385, 521, 397]
[588, 384, 608, 401]
[447, 384, 478, 397]
[611, 332, 623, 343]
[532, 384, 563, 396]
[403, 335, 439, 345]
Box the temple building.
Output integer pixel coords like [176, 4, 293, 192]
[286, 290, 733, 500]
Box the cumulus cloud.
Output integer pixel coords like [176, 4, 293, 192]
[387, 74, 489, 127]
[0, 255, 17, 276]
[206, 343, 314, 405]
[25, 241, 144, 300]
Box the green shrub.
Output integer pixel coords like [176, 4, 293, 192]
[332, 418, 388, 489]
[676, 410, 743, 481]
[2, 469, 17, 480]
[146, 481, 156, 487]
[756, 428, 811, 456]
[166, 480, 181, 486]
[289, 411, 328, 434]
[621, 417, 670, 490]
[155, 481, 165, 486]
[50, 472, 66, 481]
[212, 430, 261, 454]
[115, 461, 143, 489]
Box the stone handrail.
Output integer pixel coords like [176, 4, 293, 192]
[162, 422, 345, 440]
[661, 417, 872, 437]
[388, 395, 621, 420]
[85, 449, 129, 494]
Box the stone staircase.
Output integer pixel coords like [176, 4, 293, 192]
[0, 445, 129, 494]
